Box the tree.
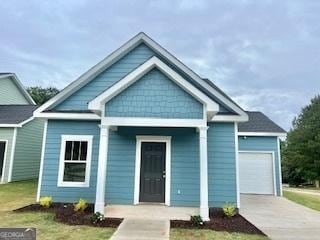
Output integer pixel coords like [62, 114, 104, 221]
[282, 95, 320, 187]
[27, 86, 59, 105]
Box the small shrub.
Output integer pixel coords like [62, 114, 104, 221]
[39, 196, 53, 208]
[190, 215, 204, 226]
[74, 198, 88, 212]
[222, 203, 237, 218]
[90, 212, 105, 224]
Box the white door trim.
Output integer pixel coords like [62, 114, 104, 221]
[238, 151, 277, 196]
[0, 140, 9, 183]
[134, 135, 171, 206]
[8, 127, 17, 182]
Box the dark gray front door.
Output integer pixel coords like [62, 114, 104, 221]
[0, 142, 6, 178]
[139, 142, 165, 203]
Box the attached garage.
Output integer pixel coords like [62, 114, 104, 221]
[239, 151, 276, 195]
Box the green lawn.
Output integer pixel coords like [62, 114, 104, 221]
[284, 190, 320, 211]
[171, 229, 268, 240]
[0, 180, 267, 240]
[0, 180, 115, 240]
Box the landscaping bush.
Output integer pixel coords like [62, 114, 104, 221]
[90, 212, 105, 224]
[190, 215, 204, 226]
[74, 198, 88, 212]
[222, 203, 237, 218]
[39, 196, 53, 208]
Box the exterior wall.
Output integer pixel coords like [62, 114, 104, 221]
[106, 127, 200, 207]
[238, 136, 281, 196]
[105, 68, 203, 119]
[0, 128, 15, 182]
[0, 77, 29, 104]
[208, 122, 237, 207]
[11, 119, 45, 181]
[40, 120, 100, 203]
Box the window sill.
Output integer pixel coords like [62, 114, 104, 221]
[57, 181, 89, 188]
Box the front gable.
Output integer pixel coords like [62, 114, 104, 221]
[105, 68, 203, 119]
[36, 33, 248, 122]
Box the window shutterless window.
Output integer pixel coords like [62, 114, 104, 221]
[58, 135, 93, 187]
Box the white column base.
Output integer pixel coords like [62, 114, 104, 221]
[200, 206, 210, 221]
[94, 202, 105, 214]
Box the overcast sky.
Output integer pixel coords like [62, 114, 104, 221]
[1, 0, 319, 130]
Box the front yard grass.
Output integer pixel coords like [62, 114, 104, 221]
[283, 190, 320, 211]
[170, 229, 268, 240]
[0, 180, 115, 240]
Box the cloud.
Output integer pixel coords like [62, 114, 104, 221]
[0, 0, 319, 130]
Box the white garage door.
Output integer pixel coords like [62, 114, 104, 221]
[239, 152, 275, 195]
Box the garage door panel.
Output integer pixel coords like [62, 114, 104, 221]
[239, 152, 274, 195]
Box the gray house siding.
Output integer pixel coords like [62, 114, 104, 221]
[0, 77, 30, 104]
[11, 119, 45, 181]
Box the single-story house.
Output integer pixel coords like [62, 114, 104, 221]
[0, 73, 45, 183]
[34, 33, 286, 220]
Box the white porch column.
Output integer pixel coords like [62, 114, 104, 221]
[199, 126, 209, 221]
[94, 125, 109, 213]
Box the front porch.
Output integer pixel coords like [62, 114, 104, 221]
[105, 204, 199, 220]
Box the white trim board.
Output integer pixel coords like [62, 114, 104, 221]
[238, 150, 277, 196]
[34, 32, 247, 121]
[89, 56, 219, 120]
[34, 112, 100, 120]
[277, 137, 283, 196]
[134, 136, 171, 206]
[102, 117, 206, 128]
[238, 132, 286, 137]
[57, 135, 93, 188]
[36, 120, 48, 201]
[0, 140, 9, 183]
[234, 123, 240, 208]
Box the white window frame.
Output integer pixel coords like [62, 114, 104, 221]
[134, 135, 171, 206]
[58, 135, 93, 187]
[0, 140, 9, 183]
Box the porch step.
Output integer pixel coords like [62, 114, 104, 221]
[105, 204, 199, 220]
[110, 218, 169, 240]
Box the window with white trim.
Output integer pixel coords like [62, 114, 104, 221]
[58, 135, 93, 187]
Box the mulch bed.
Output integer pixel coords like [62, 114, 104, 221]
[171, 208, 266, 236]
[15, 203, 122, 228]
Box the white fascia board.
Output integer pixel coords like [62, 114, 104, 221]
[34, 32, 246, 119]
[238, 132, 287, 137]
[34, 112, 100, 120]
[102, 117, 206, 128]
[211, 114, 248, 122]
[0, 73, 36, 105]
[0, 124, 22, 128]
[89, 56, 219, 119]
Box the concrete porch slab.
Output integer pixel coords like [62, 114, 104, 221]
[105, 204, 198, 220]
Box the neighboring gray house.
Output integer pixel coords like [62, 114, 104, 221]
[0, 73, 45, 183]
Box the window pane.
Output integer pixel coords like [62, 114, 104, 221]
[63, 163, 86, 182]
[72, 141, 80, 160]
[80, 141, 88, 160]
[64, 141, 72, 160]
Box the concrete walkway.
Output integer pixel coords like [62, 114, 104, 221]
[110, 218, 169, 240]
[240, 194, 320, 240]
[283, 187, 320, 196]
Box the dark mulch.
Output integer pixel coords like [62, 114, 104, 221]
[15, 203, 122, 228]
[171, 208, 266, 236]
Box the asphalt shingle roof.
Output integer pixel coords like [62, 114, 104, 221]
[238, 111, 286, 133]
[0, 105, 38, 124]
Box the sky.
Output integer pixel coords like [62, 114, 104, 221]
[1, 0, 319, 130]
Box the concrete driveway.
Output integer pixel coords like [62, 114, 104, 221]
[240, 194, 320, 240]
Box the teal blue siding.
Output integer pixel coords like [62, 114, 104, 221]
[12, 119, 45, 181]
[208, 123, 237, 207]
[40, 120, 100, 203]
[54, 44, 154, 110]
[105, 68, 203, 119]
[106, 127, 200, 206]
[238, 136, 281, 196]
[53, 43, 233, 114]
